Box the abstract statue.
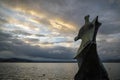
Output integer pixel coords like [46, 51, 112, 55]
[74, 15, 109, 80]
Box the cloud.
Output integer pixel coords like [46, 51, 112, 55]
[0, 51, 15, 58]
[0, 0, 120, 61]
[97, 33, 120, 60]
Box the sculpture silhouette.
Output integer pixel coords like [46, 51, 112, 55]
[74, 15, 109, 80]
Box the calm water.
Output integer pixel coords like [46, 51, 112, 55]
[0, 63, 119, 80]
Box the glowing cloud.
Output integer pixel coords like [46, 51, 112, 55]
[49, 19, 77, 31]
[1, 6, 77, 48]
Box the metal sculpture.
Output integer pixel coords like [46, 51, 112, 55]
[74, 15, 109, 80]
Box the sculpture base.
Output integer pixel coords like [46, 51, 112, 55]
[74, 43, 109, 80]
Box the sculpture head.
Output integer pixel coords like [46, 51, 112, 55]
[74, 15, 101, 42]
[84, 15, 90, 24]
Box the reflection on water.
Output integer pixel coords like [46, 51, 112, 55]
[0, 63, 78, 80]
[0, 63, 119, 80]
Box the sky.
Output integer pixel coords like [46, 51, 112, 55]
[0, 0, 120, 61]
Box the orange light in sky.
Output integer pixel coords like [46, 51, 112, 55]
[49, 19, 77, 31]
[5, 6, 77, 48]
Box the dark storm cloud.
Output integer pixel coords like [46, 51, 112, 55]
[0, 31, 23, 50]
[98, 40, 120, 60]
[99, 23, 120, 34]
[97, 33, 120, 60]
[18, 45, 74, 59]
[23, 38, 40, 43]
[0, 31, 12, 41]
[0, 31, 74, 60]
[11, 30, 32, 36]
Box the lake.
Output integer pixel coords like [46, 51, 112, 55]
[0, 63, 120, 80]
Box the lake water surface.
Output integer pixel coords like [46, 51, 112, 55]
[0, 63, 119, 80]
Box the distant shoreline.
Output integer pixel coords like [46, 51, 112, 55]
[0, 61, 120, 63]
[0, 58, 120, 63]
